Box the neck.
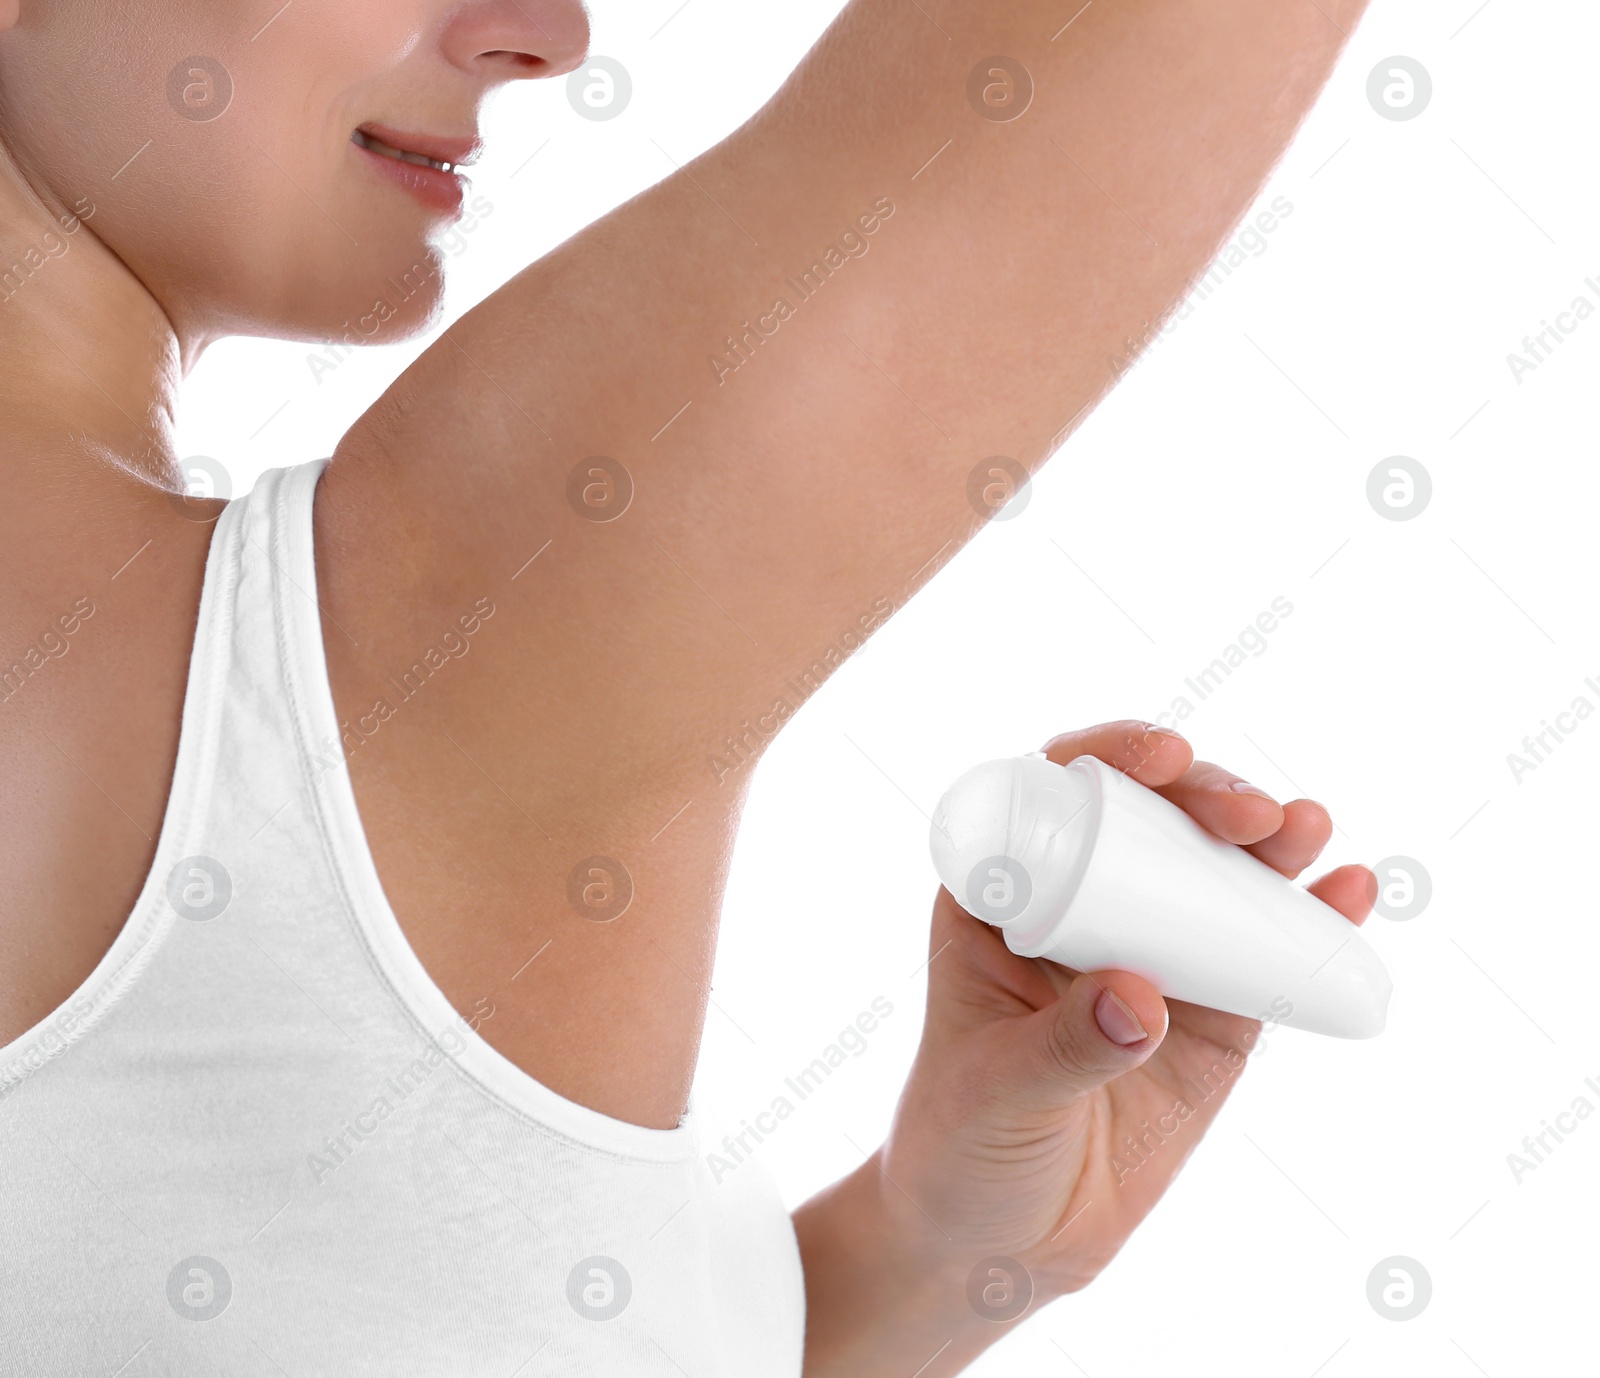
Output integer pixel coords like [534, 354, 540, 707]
[0, 142, 189, 495]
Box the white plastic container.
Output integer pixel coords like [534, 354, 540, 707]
[928, 752, 1392, 1038]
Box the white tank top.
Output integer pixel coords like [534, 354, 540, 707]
[0, 459, 805, 1376]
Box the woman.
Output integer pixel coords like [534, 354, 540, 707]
[0, 0, 1378, 1372]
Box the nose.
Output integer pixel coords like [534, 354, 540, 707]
[440, 0, 591, 81]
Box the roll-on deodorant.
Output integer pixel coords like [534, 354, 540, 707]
[929, 752, 1392, 1038]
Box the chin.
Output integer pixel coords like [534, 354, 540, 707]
[301, 257, 447, 350]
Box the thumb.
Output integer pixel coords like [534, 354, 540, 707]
[1013, 970, 1168, 1109]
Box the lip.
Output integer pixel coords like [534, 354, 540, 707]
[357, 122, 482, 169]
[351, 122, 481, 216]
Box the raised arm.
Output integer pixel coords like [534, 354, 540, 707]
[328, 0, 1367, 731]
[314, 0, 1367, 1127]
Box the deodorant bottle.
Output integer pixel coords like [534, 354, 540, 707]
[928, 752, 1392, 1038]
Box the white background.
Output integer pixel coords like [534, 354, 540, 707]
[177, 2, 1598, 1373]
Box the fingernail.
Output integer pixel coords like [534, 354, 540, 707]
[1229, 780, 1274, 798]
[1142, 722, 1184, 742]
[1094, 988, 1148, 1046]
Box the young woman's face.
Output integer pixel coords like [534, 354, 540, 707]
[0, 0, 590, 350]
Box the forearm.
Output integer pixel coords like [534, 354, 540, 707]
[793, 1153, 1009, 1378]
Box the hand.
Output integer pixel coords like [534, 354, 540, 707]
[795, 719, 1377, 1375]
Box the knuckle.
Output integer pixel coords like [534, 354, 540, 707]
[1043, 1009, 1092, 1078]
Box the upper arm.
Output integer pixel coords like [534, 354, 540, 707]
[321, 0, 1366, 791]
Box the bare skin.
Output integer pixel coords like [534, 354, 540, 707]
[0, 0, 1373, 1367]
[794, 720, 1377, 1373]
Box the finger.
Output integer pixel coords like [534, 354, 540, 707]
[1152, 760, 1284, 845]
[1041, 719, 1193, 787]
[1305, 862, 1377, 926]
[1245, 798, 1333, 877]
[925, 886, 1064, 1027]
[1008, 968, 1169, 1113]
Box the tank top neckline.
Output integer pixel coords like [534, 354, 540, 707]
[0, 459, 697, 1164]
[0, 474, 234, 1103]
